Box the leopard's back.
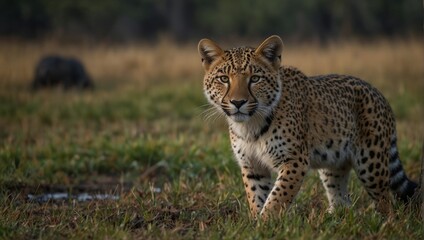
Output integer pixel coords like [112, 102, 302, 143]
[280, 67, 416, 203]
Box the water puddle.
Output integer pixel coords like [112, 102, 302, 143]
[28, 192, 119, 203]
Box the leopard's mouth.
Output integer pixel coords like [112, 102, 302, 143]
[221, 105, 257, 122]
[229, 112, 250, 122]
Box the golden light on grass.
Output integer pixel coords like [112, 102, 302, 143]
[1, 38, 422, 85]
[1, 38, 422, 141]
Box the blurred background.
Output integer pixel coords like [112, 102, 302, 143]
[0, 0, 422, 43]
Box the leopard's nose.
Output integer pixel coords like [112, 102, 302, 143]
[230, 99, 247, 109]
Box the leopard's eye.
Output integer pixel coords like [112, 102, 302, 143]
[218, 76, 229, 83]
[250, 75, 261, 83]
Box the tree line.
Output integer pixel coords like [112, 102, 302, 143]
[0, 0, 421, 42]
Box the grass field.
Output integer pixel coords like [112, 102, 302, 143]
[0, 38, 423, 239]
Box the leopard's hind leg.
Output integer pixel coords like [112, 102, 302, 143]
[319, 167, 352, 212]
[352, 145, 392, 215]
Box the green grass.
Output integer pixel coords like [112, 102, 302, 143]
[1, 42, 423, 239]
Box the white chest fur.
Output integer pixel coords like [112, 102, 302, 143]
[238, 139, 271, 166]
[230, 128, 289, 171]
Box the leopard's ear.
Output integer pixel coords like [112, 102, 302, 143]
[255, 35, 283, 69]
[198, 38, 224, 71]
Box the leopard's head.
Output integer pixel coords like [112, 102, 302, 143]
[198, 36, 283, 123]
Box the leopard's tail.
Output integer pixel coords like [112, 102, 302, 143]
[388, 135, 418, 203]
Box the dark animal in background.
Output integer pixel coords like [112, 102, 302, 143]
[32, 56, 94, 90]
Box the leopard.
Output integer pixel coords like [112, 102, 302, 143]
[197, 35, 418, 219]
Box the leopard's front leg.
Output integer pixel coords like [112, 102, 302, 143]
[240, 164, 273, 217]
[260, 158, 309, 220]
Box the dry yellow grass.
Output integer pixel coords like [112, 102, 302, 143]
[1, 38, 422, 85]
[0, 39, 200, 88]
[0, 38, 423, 141]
